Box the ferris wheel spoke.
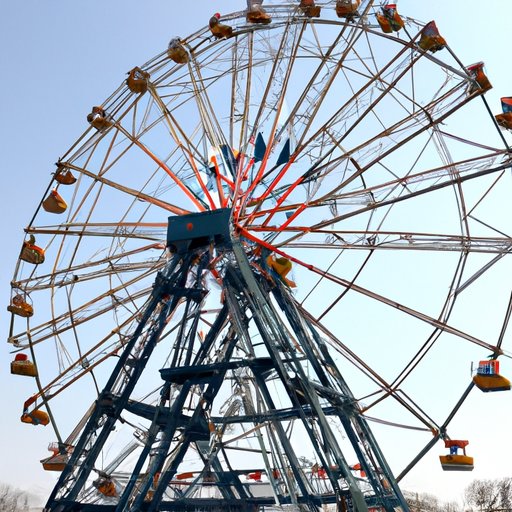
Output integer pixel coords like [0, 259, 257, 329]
[11, 282, 152, 349]
[297, 303, 443, 433]
[240, 227, 503, 356]
[268, 38, 421, 163]
[323, 90, 470, 192]
[270, 22, 362, 153]
[237, 20, 304, 206]
[59, 128, 122, 173]
[364, 389, 441, 434]
[266, 154, 512, 243]
[290, 25, 375, 151]
[240, 25, 384, 221]
[42, 321, 136, 400]
[325, 150, 511, 203]
[231, 30, 254, 151]
[13, 242, 164, 294]
[33, 301, 211, 407]
[253, 227, 512, 255]
[187, 57, 233, 152]
[112, 122, 206, 211]
[28, 344, 120, 414]
[77, 101, 201, 214]
[62, 161, 190, 215]
[147, 85, 219, 209]
[26, 223, 168, 242]
[244, 86, 474, 231]
[296, 303, 393, 390]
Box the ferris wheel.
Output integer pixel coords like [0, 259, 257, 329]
[7, 1, 512, 511]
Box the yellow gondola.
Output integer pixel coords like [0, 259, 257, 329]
[7, 294, 34, 317]
[473, 360, 511, 392]
[439, 440, 473, 471]
[266, 254, 297, 288]
[11, 353, 37, 377]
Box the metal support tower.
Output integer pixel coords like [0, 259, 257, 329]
[44, 209, 409, 512]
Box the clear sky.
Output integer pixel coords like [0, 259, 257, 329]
[1, 1, 511, 507]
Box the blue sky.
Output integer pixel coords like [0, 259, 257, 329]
[1, 0, 511, 507]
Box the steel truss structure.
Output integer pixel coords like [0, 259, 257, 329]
[45, 209, 407, 511]
[7, 1, 512, 511]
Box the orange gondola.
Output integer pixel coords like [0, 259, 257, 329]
[376, 4, 404, 33]
[93, 477, 117, 497]
[126, 66, 150, 94]
[7, 294, 34, 317]
[176, 471, 194, 480]
[351, 463, 366, 478]
[54, 165, 77, 185]
[20, 236, 45, 265]
[43, 189, 67, 214]
[41, 443, 71, 472]
[418, 21, 446, 53]
[247, 0, 271, 24]
[167, 38, 189, 64]
[209, 13, 233, 39]
[466, 62, 492, 94]
[495, 97, 512, 130]
[87, 106, 113, 131]
[21, 409, 50, 426]
[335, 0, 361, 18]
[300, 0, 321, 18]
[496, 112, 512, 130]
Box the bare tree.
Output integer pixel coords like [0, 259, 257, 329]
[0, 484, 30, 512]
[404, 491, 445, 512]
[441, 501, 462, 512]
[499, 478, 512, 511]
[465, 478, 512, 512]
[403, 490, 463, 512]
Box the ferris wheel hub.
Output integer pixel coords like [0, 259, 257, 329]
[167, 208, 232, 253]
